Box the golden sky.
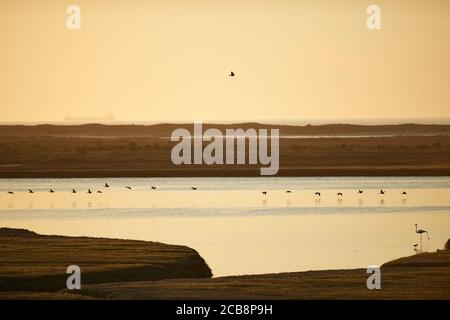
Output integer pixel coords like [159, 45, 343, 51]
[0, 0, 449, 123]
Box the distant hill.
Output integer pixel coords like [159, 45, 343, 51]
[0, 123, 450, 138]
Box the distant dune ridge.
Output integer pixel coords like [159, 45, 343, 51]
[0, 228, 449, 300]
[0, 123, 449, 177]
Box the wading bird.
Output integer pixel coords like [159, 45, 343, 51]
[49, 189, 54, 193]
[229, 71, 235, 77]
[28, 189, 34, 193]
[151, 186, 156, 190]
[72, 189, 77, 193]
[97, 190, 102, 193]
[337, 192, 343, 196]
[191, 187, 197, 190]
[358, 190, 364, 194]
[87, 189, 92, 194]
[402, 191, 407, 195]
[379, 189, 385, 195]
[415, 224, 430, 240]
[286, 190, 292, 193]
[262, 191, 267, 195]
[126, 186, 132, 190]
[315, 192, 321, 196]
[105, 183, 109, 188]
[7, 191, 14, 194]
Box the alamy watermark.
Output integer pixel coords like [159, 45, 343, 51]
[170, 122, 279, 176]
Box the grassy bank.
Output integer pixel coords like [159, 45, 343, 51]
[0, 228, 449, 299]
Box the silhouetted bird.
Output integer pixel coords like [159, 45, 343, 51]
[191, 187, 197, 190]
[315, 192, 321, 196]
[126, 186, 132, 190]
[415, 224, 430, 240]
[105, 183, 109, 188]
[72, 189, 77, 193]
[358, 190, 364, 194]
[286, 190, 292, 193]
[337, 192, 343, 196]
[7, 191, 14, 194]
[229, 71, 235, 77]
[87, 189, 92, 194]
[49, 189, 55, 193]
[402, 191, 407, 195]
[97, 190, 102, 193]
[262, 191, 267, 195]
[151, 186, 156, 190]
[379, 189, 385, 195]
[28, 189, 34, 193]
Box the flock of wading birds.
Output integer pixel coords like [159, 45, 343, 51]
[3, 183, 429, 245]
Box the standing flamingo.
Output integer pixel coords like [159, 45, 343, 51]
[415, 224, 430, 240]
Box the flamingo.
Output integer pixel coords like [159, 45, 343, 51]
[415, 224, 430, 240]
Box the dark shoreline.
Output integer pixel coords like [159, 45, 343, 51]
[1, 167, 450, 178]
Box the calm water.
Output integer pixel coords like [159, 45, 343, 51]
[1, 177, 449, 276]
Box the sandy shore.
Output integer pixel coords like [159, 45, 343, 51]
[0, 228, 449, 299]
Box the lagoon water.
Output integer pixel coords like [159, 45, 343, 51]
[1, 177, 450, 276]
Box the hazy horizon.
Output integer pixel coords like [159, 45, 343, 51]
[1, 0, 449, 122]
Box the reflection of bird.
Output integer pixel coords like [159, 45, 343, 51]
[229, 71, 235, 77]
[28, 189, 34, 193]
[151, 186, 156, 190]
[87, 189, 92, 194]
[402, 191, 407, 195]
[72, 189, 77, 193]
[379, 189, 385, 194]
[315, 192, 321, 196]
[415, 224, 430, 240]
[105, 183, 109, 188]
[262, 191, 267, 195]
[358, 190, 364, 194]
[126, 186, 132, 190]
[49, 189, 55, 193]
[7, 191, 14, 194]
[191, 187, 197, 190]
[337, 192, 343, 196]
